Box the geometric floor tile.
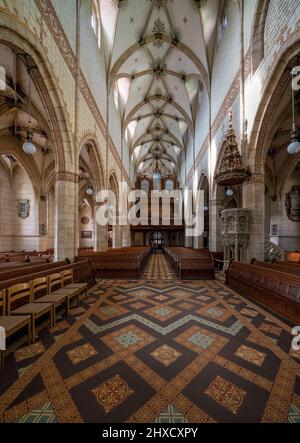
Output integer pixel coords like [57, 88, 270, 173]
[259, 323, 282, 336]
[188, 332, 214, 349]
[102, 325, 155, 354]
[240, 308, 258, 318]
[205, 307, 226, 318]
[288, 404, 300, 423]
[96, 305, 128, 321]
[145, 306, 180, 321]
[15, 342, 45, 363]
[235, 345, 266, 367]
[151, 345, 182, 367]
[155, 405, 188, 423]
[14, 402, 58, 423]
[205, 376, 247, 415]
[92, 375, 134, 414]
[67, 343, 98, 365]
[175, 326, 219, 354]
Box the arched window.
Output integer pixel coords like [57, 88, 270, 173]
[141, 179, 150, 195]
[165, 179, 174, 192]
[217, 3, 228, 48]
[91, 0, 101, 48]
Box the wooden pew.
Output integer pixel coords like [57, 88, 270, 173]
[226, 261, 300, 323]
[0, 260, 95, 292]
[0, 260, 69, 283]
[164, 247, 215, 280]
[79, 247, 151, 279]
[251, 259, 300, 277]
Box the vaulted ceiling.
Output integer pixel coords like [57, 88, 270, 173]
[100, 0, 221, 177]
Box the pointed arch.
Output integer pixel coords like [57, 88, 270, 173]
[0, 23, 75, 173]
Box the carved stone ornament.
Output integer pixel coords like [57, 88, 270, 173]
[220, 209, 250, 263]
[285, 185, 300, 222]
[215, 109, 249, 186]
[17, 200, 30, 220]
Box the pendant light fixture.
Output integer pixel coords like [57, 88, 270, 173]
[287, 67, 300, 155]
[23, 64, 36, 155]
[225, 187, 234, 197]
[86, 183, 94, 196]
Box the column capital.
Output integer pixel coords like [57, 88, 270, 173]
[56, 171, 80, 183]
[244, 173, 265, 185]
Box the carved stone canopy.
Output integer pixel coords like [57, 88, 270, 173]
[215, 110, 249, 186]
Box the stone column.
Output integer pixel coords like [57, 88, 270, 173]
[54, 174, 78, 260]
[209, 198, 223, 252]
[242, 175, 265, 261]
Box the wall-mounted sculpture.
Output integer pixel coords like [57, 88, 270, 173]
[285, 185, 300, 222]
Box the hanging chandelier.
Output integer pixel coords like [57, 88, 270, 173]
[23, 65, 36, 155]
[86, 183, 94, 196]
[225, 187, 234, 197]
[215, 109, 249, 186]
[287, 67, 300, 155]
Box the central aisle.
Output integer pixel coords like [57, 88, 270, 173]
[143, 251, 176, 280]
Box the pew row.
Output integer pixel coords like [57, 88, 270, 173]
[79, 247, 151, 279]
[226, 261, 300, 323]
[0, 260, 70, 283]
[164, 247, 215, 280]
[0, 263, 95, 369]
[0, 260, 95, 291]
[251, 259, 300, 277]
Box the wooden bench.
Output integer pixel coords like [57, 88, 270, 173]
[79, 247, 151, 279]
[0, 260, 95, 292]
[226, 261, 300, 323]
[164, 247, 215, 280]
[0, 260, 69, 283]
[251, 259, 300, 277]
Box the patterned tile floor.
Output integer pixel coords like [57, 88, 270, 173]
[143, 251, 176, 280]
[0, 279, 300, 423]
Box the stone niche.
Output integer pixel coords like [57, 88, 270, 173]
[285, 185, 300, 222]
[220, 209, 250, 263]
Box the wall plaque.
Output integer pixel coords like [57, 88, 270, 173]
[17, 200, 30, 219]
[285, 186, 300, 222]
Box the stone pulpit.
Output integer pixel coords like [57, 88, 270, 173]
[220, 209, 250, 263]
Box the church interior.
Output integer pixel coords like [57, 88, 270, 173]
[0, 0, 300, 424]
